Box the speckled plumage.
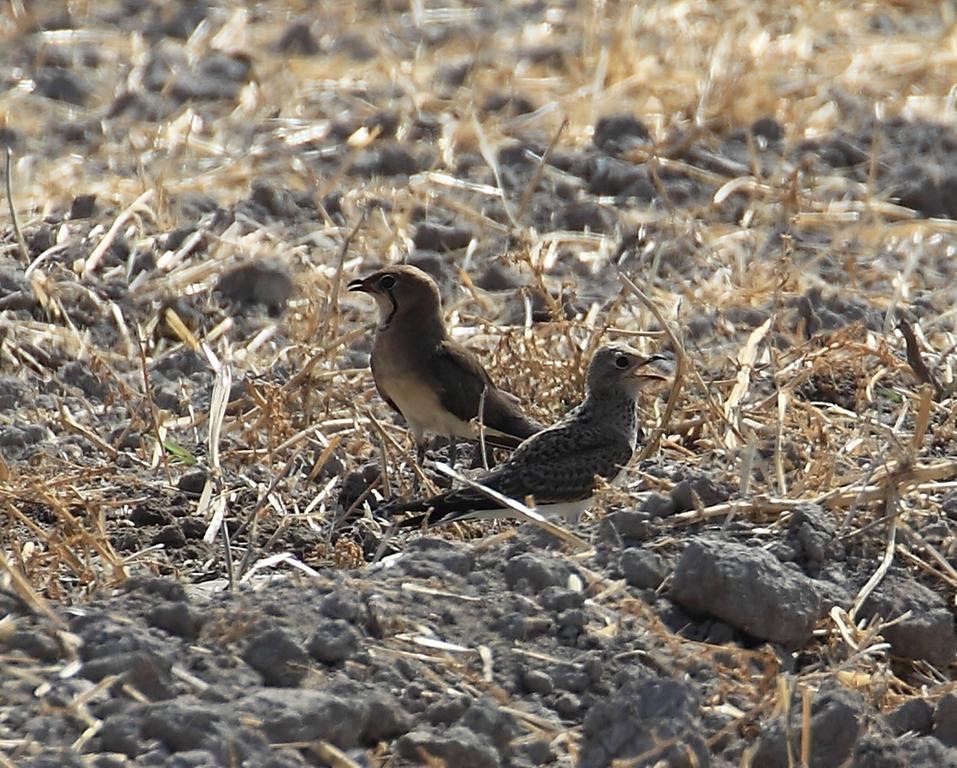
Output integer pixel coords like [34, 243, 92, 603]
[384, 344, 665, 525]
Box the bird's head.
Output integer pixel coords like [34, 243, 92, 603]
[586, 344, 668, 397]
[348, 265, 443, 330]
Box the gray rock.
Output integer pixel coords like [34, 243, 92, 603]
[640, 492, 677, 518]
[307, 619, 359, 665]
[35, 67, 90, 105]
[787, 503, 840, 571]
[556, 608, 586, 633]
[0, 376, 26, 412]
[942, 490, 957, 521]
[71, 613, 150, 660]
[413, 222, 473, 251]
[152, 383, 182, 411]
[427, 695, 469, 725]
[460, 700, 517, 756]
[671, 538, 825, 646]
[753, 684, 863, 768]
[936, 693, 957, 747]
[519, 738, 556, 765]
[166, 750, 218, 767]
[136, 748, 171, 767]
[551, 664, 590, 693]
[151, 523, 186, 549]
[621, 547, 667, 589]
[176, 470, 207, 497]
[62, 361, 108, 399]
[216, 261, 292, 313]
[885, 697, 933, 735]
[147, 602, 201, 639]
[554, 692, 581, 717]
[400, 537, 475, 577]
[0, 424, 45, 448]
[493, 612, 552, 640]
[538, 586, 583, 612]
[860, 574, 956, 665]
[504, 553, 569, 592]
[141, 702, 221, 753]
[396, 726, 499, 768]
[123, 577, 188, 602]
[153, 350, 206, 380]
[23, 753, 86, 768]
[603, 509, 653, 540]
[579, 676, 708, 767]
[92, 754, 131, 768]
[362, 689, 410, 742]
[241, 688, 368, 747]
[593, 113, 651, 153]
[854, 733, 957, 767]
[96, 714, 141, 757]
[519, 667, 554, 695]
[320, 590, 361, 622]
[670, 472, 729, 512]
[242, 627, 309, 687]
[80, 651, 174, 700]
[475, 262, 522, 291]
[595, 516, 624, 548]
[3, 629, 61, 662]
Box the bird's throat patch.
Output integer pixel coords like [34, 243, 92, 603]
[380, 289, 399, 330]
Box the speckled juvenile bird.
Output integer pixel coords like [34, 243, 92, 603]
[383, 344, 667, 525]
[347, 264, 542, 470]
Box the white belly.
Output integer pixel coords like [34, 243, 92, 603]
[381, 373, 475, 443]
[443, 497, 591, 525]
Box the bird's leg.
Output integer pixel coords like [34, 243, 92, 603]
[428, 435, 456, 488]
[432, 435, 457, 488]
[480, 442, 497, 469]
[412, 440, 427, 494]
[412, 432, 428, 496]
[447, 435, 457, 470]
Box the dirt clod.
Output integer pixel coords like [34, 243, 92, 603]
[671, 538, 825, 646]
[3, 1, 957, 766]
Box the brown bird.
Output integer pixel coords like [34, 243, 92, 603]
[381, 344, 667, 525]
[348, 265, 542, 472]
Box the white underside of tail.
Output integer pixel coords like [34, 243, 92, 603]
[442, 497, 591, 525]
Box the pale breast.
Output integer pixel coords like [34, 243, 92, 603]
[378, 370, 475, 443]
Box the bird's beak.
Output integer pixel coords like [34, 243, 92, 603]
[347, 278, 370, 293]
[631, 354, 669, 381]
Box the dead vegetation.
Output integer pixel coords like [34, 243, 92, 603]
[2, 0, 957, 763]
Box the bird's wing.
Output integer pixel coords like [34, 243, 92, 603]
[432, 340, 542, 439]
[493, 423, 634, 502]
[428, 340, 492, 422]
[369, 354, 401, 414]
[386, 422, 634, 524]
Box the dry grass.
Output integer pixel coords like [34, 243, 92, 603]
[2, 0, 957, 760]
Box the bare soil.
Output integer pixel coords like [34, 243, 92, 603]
[2, 1, 957, 766]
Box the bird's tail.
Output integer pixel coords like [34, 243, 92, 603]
[481, 389, 544, 443]
[378, 488, 502, 527]
[478, 431, 526, 450]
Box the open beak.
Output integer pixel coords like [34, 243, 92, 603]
[631, 354, 669, 381]
[347, 278, 369, 293]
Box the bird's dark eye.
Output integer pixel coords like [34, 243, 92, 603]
[615, 354, 630, 369]
[379, 274, 396, 290]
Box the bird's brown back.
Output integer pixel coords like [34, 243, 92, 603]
[373, 327, 540, 441]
